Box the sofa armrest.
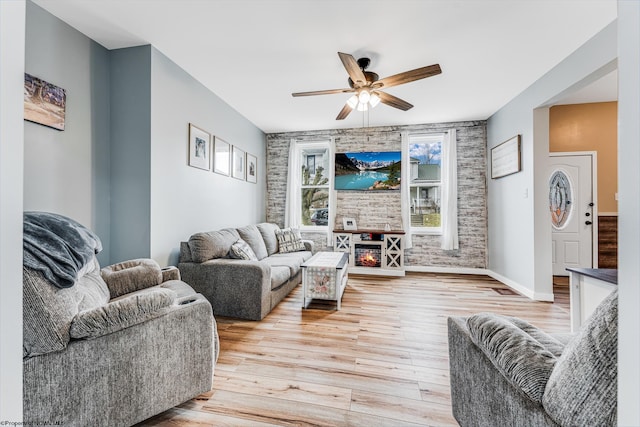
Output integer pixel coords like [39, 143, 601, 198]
[70, 288, 176, 339]
[24, 294, 215, 426]
[447, 317, 559, 426]
[466, 313, 559, 404]
[101, 258, 163, 298]
[179, 259, 271, 320]
[161, 266, 180, 282]
[302, 239, 314, 253]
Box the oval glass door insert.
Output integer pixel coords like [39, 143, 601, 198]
[549, 170, 573, 229]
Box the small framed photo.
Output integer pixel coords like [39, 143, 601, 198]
[232, 146, 246, 180]
[246, 153, 257, 183]
[343, 217, 357, 231]
[213, 137, 230, 176]
[188, 123, 211, 170]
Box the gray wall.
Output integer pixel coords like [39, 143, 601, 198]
[22, 3, 267, 267]
[266, 121, 487, 269]
[486, 22, 617, 299]
[149, 47, 266, 266]
[109, 45, 152, 263]
[24, 1, 111, 265]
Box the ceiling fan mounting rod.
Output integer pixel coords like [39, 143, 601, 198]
[357, 57, 371, 70]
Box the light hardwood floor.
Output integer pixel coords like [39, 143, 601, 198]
[137, 273, 570, 427]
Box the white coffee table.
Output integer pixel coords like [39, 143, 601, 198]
[301, 252, 349, 310]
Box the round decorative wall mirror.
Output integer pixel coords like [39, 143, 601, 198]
[549, 170, 573, 229]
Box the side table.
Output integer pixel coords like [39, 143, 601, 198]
[301, 252, 349, 310]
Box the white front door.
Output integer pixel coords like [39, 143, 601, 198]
[549, 154, 595, 276]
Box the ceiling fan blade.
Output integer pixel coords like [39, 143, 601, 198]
[376, 91, 414, 111]
[292, 88, 355, 97]
[373, 64, 442, 89]
[338, 52, 367, 87]
[336, 103, 353, 120]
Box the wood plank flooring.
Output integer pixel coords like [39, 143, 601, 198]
[137, 273, 570, 427]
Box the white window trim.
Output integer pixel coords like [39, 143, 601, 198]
[406, 133, 446, 236]
[289, 139, 334, 233]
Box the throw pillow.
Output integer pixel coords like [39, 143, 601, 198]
[275, 228, 306, 253]
[229, 238, 259, 261]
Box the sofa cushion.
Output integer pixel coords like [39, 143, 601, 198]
[188, 228, 240, 262]
[543, 289, 618, 426]
[467, 313, 562, 404]
[70, 288, 176, 339]
[257, 222, 280, 255]
[262, 252, 311, 277]
[179, 241, 194, 262]
[257, 223, 281, 256]
[270, 266, 292, 290]
[237, 225, 269, 260]
[275, 228, 306, 253]
[229, 238, 259, 261]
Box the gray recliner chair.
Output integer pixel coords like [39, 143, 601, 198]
[23, 212, 218, 426]
[448, 289, 617, 427]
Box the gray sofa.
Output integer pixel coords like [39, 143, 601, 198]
[178, 223, 314, 320]
[448, 289, 618, 427]
[23, 212, 217, 427]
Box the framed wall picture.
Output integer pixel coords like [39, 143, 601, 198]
[213, 137, 230, 176]
[188, 123, 211, 170]
[24, 73, 67, 131]
[491, 135, 521, 179]
[246, 153, 257, 183]
[232, 146, 246, 180]
[343, 217, 357, 231]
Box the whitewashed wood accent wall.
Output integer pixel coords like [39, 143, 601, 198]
[266, 120, 487, 268]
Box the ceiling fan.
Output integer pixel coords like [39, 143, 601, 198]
[292, 52, 441, 120]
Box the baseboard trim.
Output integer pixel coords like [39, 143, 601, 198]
[349, 267, 405, 277]
[485, 270, 554, 302]
[403, 266, 554, 302]
[404, 266, 490, 275]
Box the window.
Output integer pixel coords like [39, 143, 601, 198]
[408, 134, 444, 233]
[298, 142, 331, 229]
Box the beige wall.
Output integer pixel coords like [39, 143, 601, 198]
[549, 101, 618, 213]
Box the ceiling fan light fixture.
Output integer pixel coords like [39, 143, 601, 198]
[369, 92, 381, 108]
[358, 90, 371, 104]
[347, 94, 359, 109]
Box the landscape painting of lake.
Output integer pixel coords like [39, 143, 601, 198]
[334, 151, 402, 191]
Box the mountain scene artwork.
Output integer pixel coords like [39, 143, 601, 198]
[334, 151, 401, 191]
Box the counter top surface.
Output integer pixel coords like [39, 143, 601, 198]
[566, 268, 618, 285]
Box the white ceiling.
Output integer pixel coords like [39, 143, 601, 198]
[33, 0, 617, 133]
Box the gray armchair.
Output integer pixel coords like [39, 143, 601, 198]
[23, 212, 218, 427]
[448, 289, 617, 427]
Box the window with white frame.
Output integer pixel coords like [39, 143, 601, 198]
[408, 134, 444, 233]
[297, 142, 331, 229]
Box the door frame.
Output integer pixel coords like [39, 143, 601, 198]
[549, 151, 599, 268]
